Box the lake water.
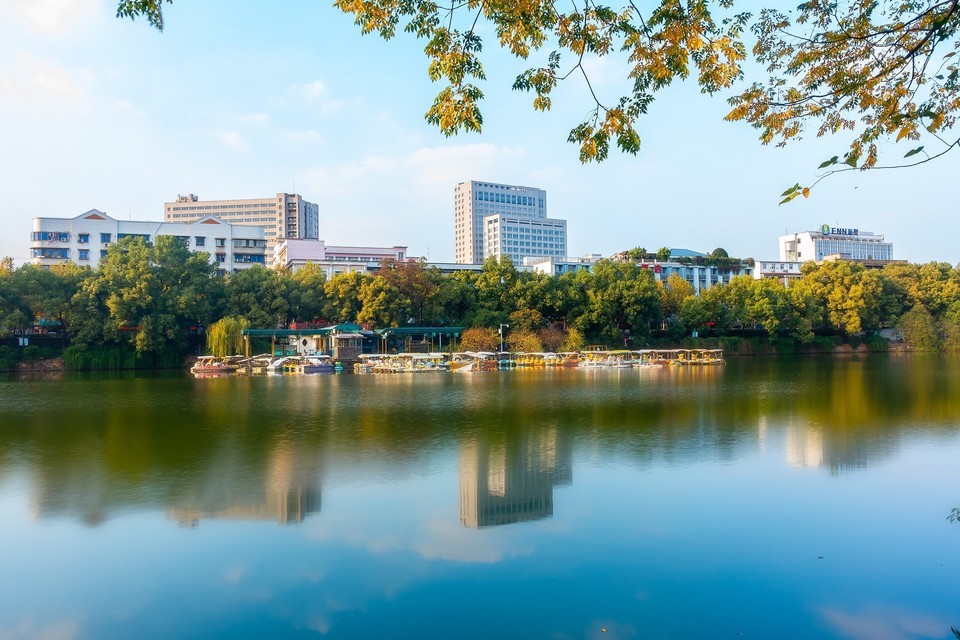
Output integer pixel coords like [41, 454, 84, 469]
[1, 355, 959, 639]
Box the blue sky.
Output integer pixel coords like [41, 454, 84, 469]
[2, 0, 958, 265]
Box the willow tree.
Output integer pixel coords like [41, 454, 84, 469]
[205, 316, 249, 357]
[119, 1, 960, 190]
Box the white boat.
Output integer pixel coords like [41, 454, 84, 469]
[450, 351, 497, 372]
[191, 355, 240, 376]
[267, 355, 335, 374]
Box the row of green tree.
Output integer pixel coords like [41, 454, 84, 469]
[2, 237, 960, 366]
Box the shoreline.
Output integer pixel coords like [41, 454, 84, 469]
[5, 342, 918, 375]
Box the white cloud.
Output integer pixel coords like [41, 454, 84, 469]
[404, 143, 527, 189]
[412, 517, 534, 563]
[114, 99, 143, 115]
[240, 112, 271, 124]
[32, 70, 77, 96]
[286, 129, 321, 144]
[290, 80, 326, 99]
[0, 618, 80, 640]
[223, 565, 247, 584]
[318, 97, 362, 115]
[218, 130, 249, 151]
[0, 55, 88, 103]
[820, 605, 949, 640]
[294, 142, 530, 259]
[579, 55, 632, 90]
[6, 0, 103, 31]
[299, 143, 525, 199]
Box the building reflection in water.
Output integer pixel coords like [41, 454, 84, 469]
[459, 425, 572, 528]
[167, 440, 322, 527]
[786, 419, 824, 469]
[28, 434, 323, 527]
[783, 420, 889, 474]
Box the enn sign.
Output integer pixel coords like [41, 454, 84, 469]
[820, 224, 859, 236]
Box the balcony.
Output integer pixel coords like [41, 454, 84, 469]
[31, 232, 69, 243]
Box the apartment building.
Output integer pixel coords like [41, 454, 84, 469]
[164, 193, 318, 264]
[31, 209, 266, 273]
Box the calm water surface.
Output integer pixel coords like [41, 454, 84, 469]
[1, 355, 959, 639]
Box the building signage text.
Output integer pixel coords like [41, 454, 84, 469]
[820, 224, 859, 236]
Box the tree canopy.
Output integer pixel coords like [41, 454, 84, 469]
[118, 0, 960, 187]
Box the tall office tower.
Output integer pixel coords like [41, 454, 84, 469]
[164, 193, 319, 265]
[454, 181, 566, 264]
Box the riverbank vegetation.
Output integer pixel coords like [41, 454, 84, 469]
[3, 238, 960, 369]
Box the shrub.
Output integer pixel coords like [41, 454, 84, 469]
[863, 334, 888, 351]
[22, 345, 42, 361]
[459, 327, 499, 352]
[0, 345, 19, 371]
[507, 329, 543, 353]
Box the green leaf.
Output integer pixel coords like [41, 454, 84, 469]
[817, 156, 838, 169]
[780, 183, 800, 197]
[778, 191, 800, 205]
[904, 146, 924, 158]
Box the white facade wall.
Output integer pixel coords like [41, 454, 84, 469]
[484, 215, 567, 264]
[754, 260, 803, 286]
[635, 260, 754, 295]
[779, 226, 893, 262]
[524, 255, 597, 276]
[273, 239, 409, 274]
[31, 210, 266, 272]
[164, 193, 319, 265]
[454, 180, 549, 264]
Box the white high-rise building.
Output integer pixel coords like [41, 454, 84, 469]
[454, 181, 566, 264]
[164, 193, 319, 265]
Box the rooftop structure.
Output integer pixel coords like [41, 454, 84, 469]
[524, 254, 603, 276]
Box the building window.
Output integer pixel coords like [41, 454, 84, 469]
[100, 233, 112, 243]
[215, 238, 226, 248]
[78, 249, 89, 260]
[30, 248, 69, 259]
[216, 253, 226, 263]
[31, 232, 69, 242]
[195, 236, 205, 247]
[78, 234, 89, 244]
[100, 250, 109, 259]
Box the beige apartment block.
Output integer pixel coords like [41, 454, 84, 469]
[164, 193, 319, 264]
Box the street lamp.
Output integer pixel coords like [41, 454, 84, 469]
[498, 323, 509, 353]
